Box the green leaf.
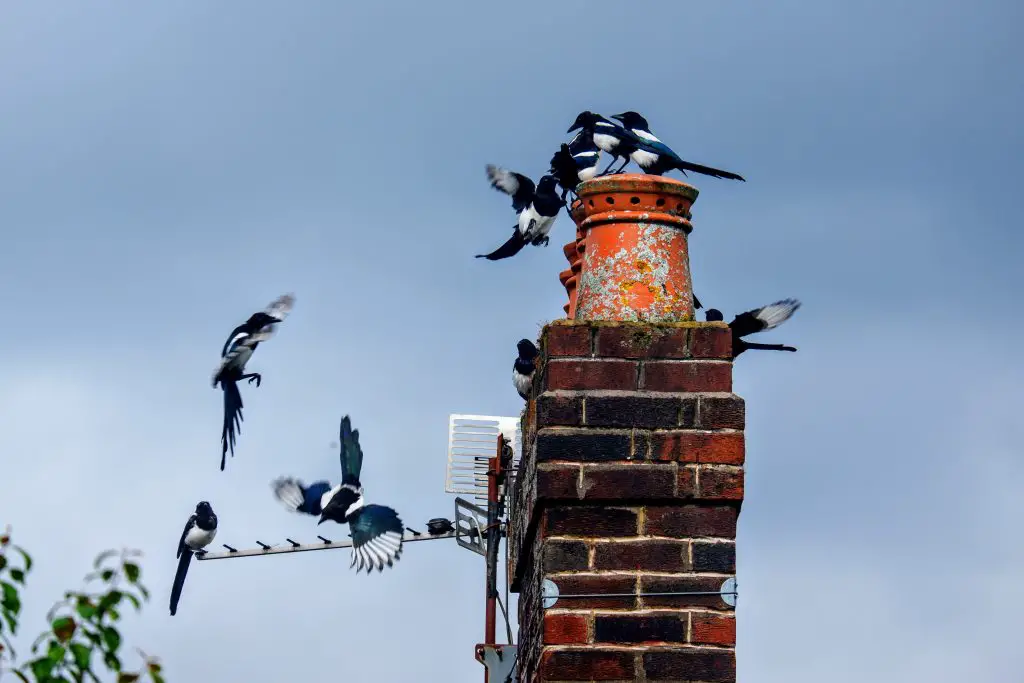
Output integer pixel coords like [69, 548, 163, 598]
[117, 673, 140, 683]
[0, 555, 7, 571]
[101, 627, 121, 652]
[122, 563, 140, 584]
[46, 640, 67, 663]
[122, 593, 142, 610]
[52, 616, 76, 642]
[12, 670, 30, 682]
[1, 581, 21, 613]
[100, 569, 115, 582]
[75, 596, 96, 620]
[29, 655, 56, 679]
[70, 642, 92, 670]
[9, 568, 25, 584]
[15, 547, 32, 572]
[103, 651, 122, 671]
[93, 550, 117, 570]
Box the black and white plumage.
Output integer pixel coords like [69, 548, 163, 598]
[705, 299, 801, 358]
[169, 501, 217, 617]
[567, 111, 638, 175]
[610, 111, 746, 182]
[274, 416, 404, 573]
[476, 165, 566, 261]
[549, 131, 602, 202]
[513, 339, 539, 400]
[211, 293, 295, 471]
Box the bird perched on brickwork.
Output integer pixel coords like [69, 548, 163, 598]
[549, 131, 601, 203]
[513, 339, 539, 400]
[271, 416, 404, 573]
[610, 112, 746, 181]
[211, 293, 295, 471]
[566, 110, 638, 176]
[476, 165, 565, 261]
[705, 299, 801, 358]
[170, 501, 217, 616]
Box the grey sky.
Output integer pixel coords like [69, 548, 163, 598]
[1, 1, 1021, 681]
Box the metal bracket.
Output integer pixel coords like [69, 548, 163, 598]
[455, 496, 489, 557]
[540, 576, 739, 609]
[719, 576, 738, 607]
[475, 644, 517, 682]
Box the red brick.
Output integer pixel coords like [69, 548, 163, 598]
[547, 325, 592, 357]
[541, 649, 634, 680]
[595, 325, 688, 358]
[592, 540, 687, 571]
[640, 575, 729, 609]
[546, 359, 638, 391]
[536, 465, 581, 499]
[643, 361, 732, 392]
[536, 429, 633, 462]
[691, 613, 736, 646]
[651, 431, 745, 465]
[594, 614, 686, 644]
[690, 325, 733, 359]
[699, 466, 744, 501]
[692, 541, 736, 573]
[546, 574, 638, 609]
[543, 506, 638, 537]
[643, 648, 735, 682]
[585, 393, 681, 428]
[580, 464, 677, 499]
[544, 612, 589, 644]
[699, 394, 745, 429]
[677, 466, 697, 498]
[543, 540, 590, 572]
[536, 392, 584, 427]
[645, 505, 737, 538]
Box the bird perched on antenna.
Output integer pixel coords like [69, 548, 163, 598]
[566, 111, 638, 176]
[271, 415, 405, 573]
[169, 501, 217, 616]
[705, 299, 801, 358]
[610, 111, 746, 182]
[549, 131, 601, 204]
[211, 293, 295, 471]
[476, 165, 565, 261]
[513, 339, 539, 400]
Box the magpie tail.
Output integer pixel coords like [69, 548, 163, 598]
[674, 158, 746, 182]
[220, 379, 244, 471]
[475, 228, 528, 261]
[744, 342, 797, 352]
[169, 549, 193, 616]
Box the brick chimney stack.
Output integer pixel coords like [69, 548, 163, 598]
[509, 174, 743, 682]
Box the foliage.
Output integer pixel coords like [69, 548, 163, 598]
[0, 528, 164, 683]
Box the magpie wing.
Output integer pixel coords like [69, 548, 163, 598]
[474, 227, 528, 261]
[249, 293, 296, 342]
[339, 415, 363, 485]
[731, 299, 801, 338]
[486, 165, 535, 213]
[348, 504, 404, 573]
[176, 516, 196, 560]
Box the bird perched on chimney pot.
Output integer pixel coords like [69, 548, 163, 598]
[566, 111, 638, 176]
[271, 416, 405, 573]
[705, 299, 801, 358]
[169, 501, 217, 616]
[211, 293, 295, 471]
[513, 339, 539, 400]
[549, 131, 602, 203]
[610, 111, 746, 182]
[476, 165, 565, 261]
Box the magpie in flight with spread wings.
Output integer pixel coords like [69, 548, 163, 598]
[211, 293, 295, 471]
[566, 110, 639, 176]
[513, 339, 539, 401]
[169, 501, 217, 616]
[475, 165, 565, 261]
[271, 415, 404, 573]
[549, 131, 602, 203]
[610, 111, 746, 181]
[706, 299, 801, 358]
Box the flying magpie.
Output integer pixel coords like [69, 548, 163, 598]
[610, 111, 746, 181]
[211, 293, 295, 471]
[169, 501, 217, 617]
[272, 415, 404, 573]
[513, 339, 539, 400]
[549, 131, 602, 203]
[705, 298, 801, 358]
[476, 165, 565, 261]
[566, 111, 638, 175]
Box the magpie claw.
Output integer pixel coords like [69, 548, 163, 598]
[248, 374, 262, 387]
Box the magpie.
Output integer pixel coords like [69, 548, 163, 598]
[211, 293, 295, 471]
[476, 165, 565, 261]
[705, 298, 801, 358]
[272, 415, 404, 573]
[566, 111, 638, 175]
[169, 501, 217, 617]
[513, 339, 539, 400]
[610, 111, 746, 181]
[549, 131, 602, 203]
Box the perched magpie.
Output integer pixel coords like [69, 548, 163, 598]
[211, 293, 295, 471]
[169, 501, 217, 617]
[566, 111, 638, 175]
[610, 112, 746, 181]
[513, 339, 539, 400]
[705, 299, 801, 358]
[476, 165, 565, 261]
[549, 131, 602, 203]
[272, 416, 404, 573]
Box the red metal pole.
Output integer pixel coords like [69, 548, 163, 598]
[483, 434, 504, 682]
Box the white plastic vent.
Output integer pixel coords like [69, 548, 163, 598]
[445, 414, 522, 502]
